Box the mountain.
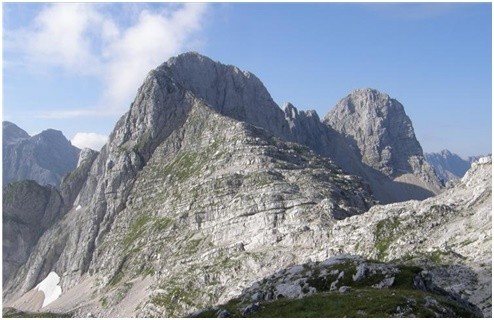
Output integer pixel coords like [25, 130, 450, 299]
[425, 149, 489, 183]
[3, 122, 81, 188]
[324, 88, 442, 202]
[2, 148, 99, 288]
[3, 181, 63, 285]
[3, 121, 30, 145]
[4, 53, 483, 318]
[196, 156, 492, 317]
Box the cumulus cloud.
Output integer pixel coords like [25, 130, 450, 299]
[102, 4, 207, 111]
[71, 132, 108, 151]
[6, 3, 208, 116]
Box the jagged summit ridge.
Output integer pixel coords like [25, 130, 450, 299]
[425, 149, 478, 183]
[153, 53, 441, 202]
[155, 52, 291, 140]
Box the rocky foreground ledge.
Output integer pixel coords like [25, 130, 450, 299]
[191, 255, 482, 318]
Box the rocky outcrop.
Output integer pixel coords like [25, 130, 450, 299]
[324, 157, 492, 316]
[59, 148, 99, 212]
[195, 157, 492, 317]
[192, 255, 482, 317]
[425, 149, 484, 183]
[324, 89, 442, 200]
[2, 180, 63, 285]
[3, 122, 80, 188]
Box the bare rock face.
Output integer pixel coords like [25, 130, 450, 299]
[324, 89, 420, 176]
[2, 53, 374, 316]
[324, 89, 442, 197]
[60, 148, 99, 212]
[2, 123, 80, 188]
[2, 181, 63, 285]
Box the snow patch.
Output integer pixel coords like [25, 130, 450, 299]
[76, 205, 82, 211]
[35, 271, 62, 308]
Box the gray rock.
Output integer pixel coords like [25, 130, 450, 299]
[324, 88, 443, 203]
[3, 122, 80, 188]
[353, 263, 367, 282]
[324, 88, 425, 177]
[2, 180, 63, 284]
[338, 286, 351, 293]
[425, 149, 489, 183]
[372, 277, 395, 289]
[216, 309, 230, 318]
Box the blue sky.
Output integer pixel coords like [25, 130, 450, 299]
[3, 2, 492, 157]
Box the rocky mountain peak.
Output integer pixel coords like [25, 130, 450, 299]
[153, 52, 291, 140]
[439, 149, 454, 157]
[2, 123, 80, 188]
[3, 121, 30, 145]
[324, 88, 425, 177]
[425, 149, 471, 183]
[34, 129, 67, 141]
[3, 54, 460, 317]
[283, 102, 298, 120]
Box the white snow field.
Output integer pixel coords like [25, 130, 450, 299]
[35, 271, 62, 308]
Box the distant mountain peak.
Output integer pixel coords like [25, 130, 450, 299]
[2, 122, 80, 188]
[3, 121, 30, 145]
[324, 88, 427, 178]
[425, 149, 479, 182]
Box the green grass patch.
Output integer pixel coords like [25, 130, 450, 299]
[123, 214, 152, 248]
[373, 218, 401, 261]
[2, 308, 71, 318]
[248, 289, 476, 318]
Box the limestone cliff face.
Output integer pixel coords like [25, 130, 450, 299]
[2, 181, 63, 285]
[2, 123, 80, 188]
[324, 89, 420, 175]
[4, 53, 460, 317]
[198, 156, 493, 318]
[324, 89, 441, 193]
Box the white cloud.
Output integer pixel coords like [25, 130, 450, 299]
[6, 3, 209, 115]
[14, 4, 104, 75]
[71, 132, 108, 151]
[36, 108, 118, 119]
[102, 4, 207, 111]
